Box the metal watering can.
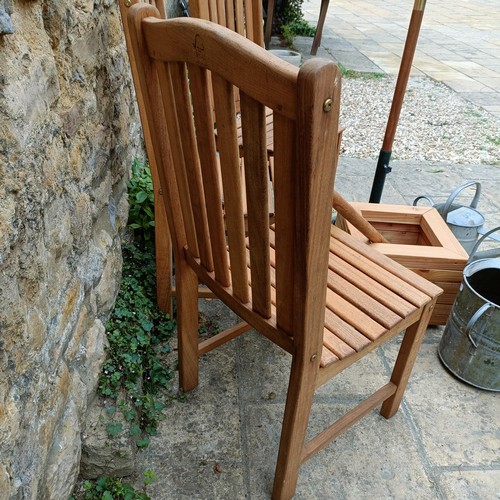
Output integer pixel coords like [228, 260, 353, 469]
[438, 227, 500, 391]
[413, 181, 500, 254]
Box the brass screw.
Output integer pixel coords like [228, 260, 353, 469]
[310, 354, 317, 362]
[323, 98, 333, 112]
[124, 0, 132, 7]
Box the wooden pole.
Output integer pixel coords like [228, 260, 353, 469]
[369, 0, 427, 203]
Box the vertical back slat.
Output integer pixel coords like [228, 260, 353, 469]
[240, 90, 271, 318]
[225, 0, 235, 31]
[189, 2, 209, 19]
[208, 1, 218, 22]
[216, 0, 226, 26]
[151, 0, 165, 18]
[188, 63, 231, 287]
[243, 0, 254, 41]
[154, 61, 200, 258]
[234, 0, 245, 35]
[250, 0, 264, 46]
[212, 73, 250, 303]
[273, 113, 296, 334]
[169, 62, 214, 270]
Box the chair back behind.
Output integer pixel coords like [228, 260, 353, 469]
[190, 0, 264, 46]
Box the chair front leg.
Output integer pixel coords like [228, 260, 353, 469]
[273, 354, 319, 499]
[381, 299, 436, 419]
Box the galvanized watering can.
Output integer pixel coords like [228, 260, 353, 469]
[438, 227, 500, 391]
[413, 181, 500, 254]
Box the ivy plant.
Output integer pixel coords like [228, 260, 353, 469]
[72, 470, 157, 500]
[99, 243, 175, 442]
[127, 159, 156, 249]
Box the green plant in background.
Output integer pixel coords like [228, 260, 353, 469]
[127, 159, 155, 249]
[281, 0, 305, 25]
[99, 243, 175, 442]
[337, 63, 386, 80]
[74, 470, 157, 500]
[278, 0, 316, 45]
[281, 18, 316, 45]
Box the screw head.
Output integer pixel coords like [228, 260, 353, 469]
[323, 98, 333, 112]
[124, 0, 132, 7]
[310, 354, 317, 362]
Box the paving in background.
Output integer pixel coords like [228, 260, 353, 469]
[136, 3, 500, 497]
[301, 0, 500, 117]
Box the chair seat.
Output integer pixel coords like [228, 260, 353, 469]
[263, 224, 440, 368]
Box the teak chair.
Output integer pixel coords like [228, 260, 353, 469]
[127, 5, 441, 498]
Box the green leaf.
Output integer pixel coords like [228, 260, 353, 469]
[130, 424, 141, 437]
[136, 437, 150, 448]
[143, 469, 158, 486]
[106, 421, 123, 437]
[136, 191, 148, 203]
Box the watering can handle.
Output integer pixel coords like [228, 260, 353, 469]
[412, 195, 435, 206]
[466, 303, 494, 348]
[441, 181, 481, 219]
[468, 225, 500, 262]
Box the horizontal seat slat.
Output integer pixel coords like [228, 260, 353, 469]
[322, 328, 356, 359]
[331, 224, 441, 297]
[326, 288, 387, 341]
[327, 268, 403, 329]
[329, 253, 416, 317]
[330, 238, 430, 308]
[321, 344, 340, 367]
[324, 308, 372, 352]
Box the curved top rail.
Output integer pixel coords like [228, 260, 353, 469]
[129, 8, 302, 119]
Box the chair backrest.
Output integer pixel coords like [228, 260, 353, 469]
[190, 0, 264, 46]
[127, 4, 341, 344]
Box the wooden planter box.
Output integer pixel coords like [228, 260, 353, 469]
[336, 203, 469, 325]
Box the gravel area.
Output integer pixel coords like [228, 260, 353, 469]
[339, 75, 500, 165]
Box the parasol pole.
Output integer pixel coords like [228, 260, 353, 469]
[369, 0, 427, 203]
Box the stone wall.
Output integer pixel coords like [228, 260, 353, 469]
[0, 0, 144, 497]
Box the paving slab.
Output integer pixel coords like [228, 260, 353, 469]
[301, 0, 500, 117]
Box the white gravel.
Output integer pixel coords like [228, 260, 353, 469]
[339, 76, 500, 165]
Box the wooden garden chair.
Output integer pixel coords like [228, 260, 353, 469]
[127, 5, 441, 498]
